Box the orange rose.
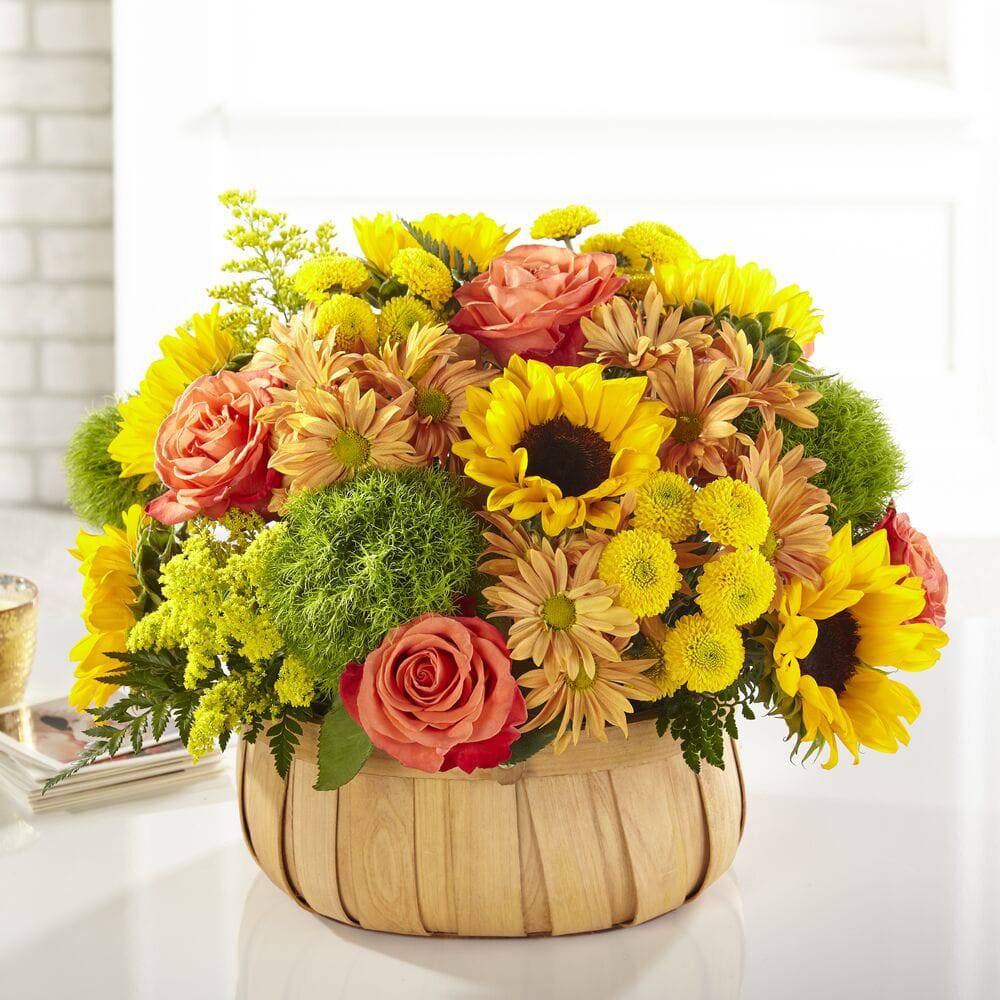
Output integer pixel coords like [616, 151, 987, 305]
[340, 613, 527, 773]
[450, 245, 625, 365]
[146, 369, 280, 525]
[872, 504, 948, 627]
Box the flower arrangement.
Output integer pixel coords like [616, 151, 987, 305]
[54, 193, 949, 792]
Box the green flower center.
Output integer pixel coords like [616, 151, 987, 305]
[627, 557, 658, 587]
[672, 414, 703, 444]
[518, 416, 613, 497]
[566, 670, 596, 692]
[761, 528, 779, 560]
[799, 610, 860, 694]
[331, 429, 371, 469]
[415, 386, 451, 421]
[541, 593, 577, 631]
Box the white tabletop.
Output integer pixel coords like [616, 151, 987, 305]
[1, 508, 998, 1000]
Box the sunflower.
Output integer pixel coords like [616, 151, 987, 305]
[267, 379, 418, 496]
[654, 255, 822, 348]
[417, 212, 518, 269]
[579, 284, 713, 374]
[737, 426, 832, 589]
[647, 347, 749, 478]
[68, 504, 145, 710]
[770, 525, 948, 768]
[482, 540, 638, 681]
[352, 213, 418, 274]
[110, 305, 236, 486]
[518, 648, 661, 752]
[454, 357, 673, 535]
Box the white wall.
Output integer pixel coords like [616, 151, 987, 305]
[0, 0, 114, 507]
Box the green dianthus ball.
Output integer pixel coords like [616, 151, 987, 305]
[260, 468, 483, 692]
[65, 404, 159, 528]
[740, 377, 906, 536]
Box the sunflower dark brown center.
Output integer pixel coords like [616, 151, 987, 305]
[798, 610, 860, 694]
[518, 416, 613, 497]
[672, 413, 703, 443]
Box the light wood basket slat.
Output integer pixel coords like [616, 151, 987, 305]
[237, 719, 745, 937]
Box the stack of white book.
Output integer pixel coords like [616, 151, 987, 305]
[0, 696, 222, 813]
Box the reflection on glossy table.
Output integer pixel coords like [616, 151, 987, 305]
[1, 508, 998, 999]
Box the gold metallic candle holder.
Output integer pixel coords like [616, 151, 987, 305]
[0, 575, 39, 708]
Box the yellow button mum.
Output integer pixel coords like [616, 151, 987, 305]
[633, 470, 698, 542]
[598, 528, 681, 618]
[453, 357, 674, 535]
[531, 204, 600, 241]
[390, 247, 454, 309]
[663, 613, 745, 694]
[314, 294, 378, 351]
[697, 548, 776, 626]
[694, 477, 770, 549]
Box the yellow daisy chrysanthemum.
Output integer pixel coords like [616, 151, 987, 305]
[697, 548, 776, 626]
[633, 470, 698, 542]
[377, 295, 439, 347]
[390, 248, 454, 309]
[598, 528, 681, 618]
[531, 204, 600, 241]
[110, 305, 236, 487]
[453, 357, 674, 535]
[518, 652, 661, 752]
[352, 213, 418, 274]
[622, 222, 698, 265]
[293, 253, 371, 302]
[580, 233, 645, 270]
[694, 477, 771, 549]
[416, 212, 519, 270]
[654, 254, 822, 348]
[663, 613, 745, 694]
[314, 294, 378, 351]
[68, 504, 145, 710]
[771, 524, 947, 768]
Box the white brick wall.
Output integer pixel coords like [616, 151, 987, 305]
[0, 0, 113, 507]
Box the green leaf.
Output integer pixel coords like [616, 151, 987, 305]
[502, 721, 559, 766]
[267, 711, 303, 780]
[314, 701, 372, 791]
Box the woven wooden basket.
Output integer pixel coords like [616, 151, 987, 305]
[237, 718, 746, 937]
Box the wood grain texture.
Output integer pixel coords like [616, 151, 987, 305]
[239, 721, 745, 937]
